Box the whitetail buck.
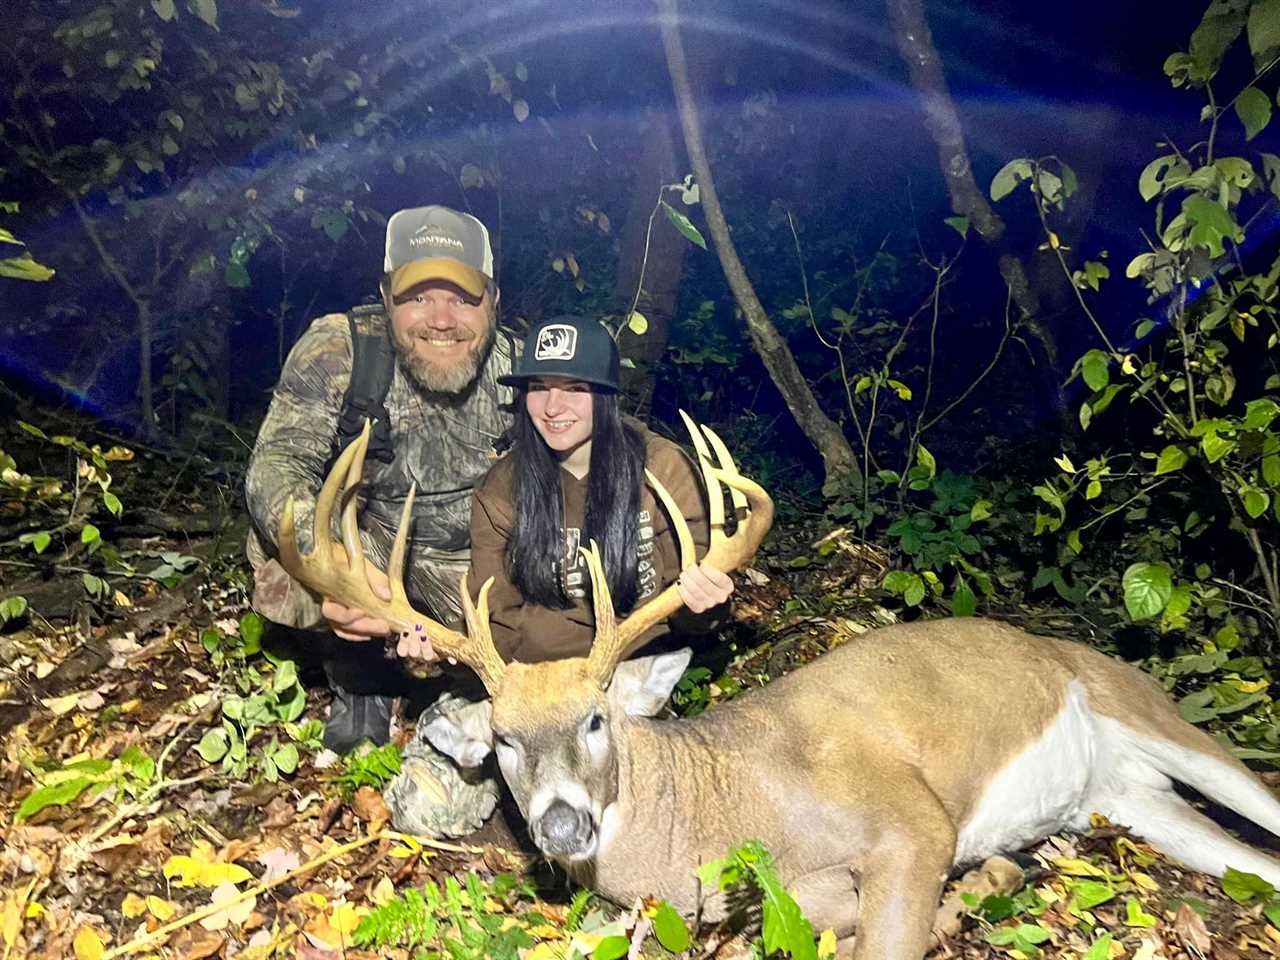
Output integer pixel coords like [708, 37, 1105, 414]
[279, 417, 1280, 960]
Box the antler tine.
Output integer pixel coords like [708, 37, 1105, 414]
[456, 574, 507, 692]
[581, 540, 624, 685]
[580, 414, 774, 677]
[275, 418, 508, 694]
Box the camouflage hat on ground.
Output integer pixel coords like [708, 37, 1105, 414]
[384, 205, 494, 300]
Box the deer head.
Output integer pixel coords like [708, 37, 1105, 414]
[277, 412, 772, 860]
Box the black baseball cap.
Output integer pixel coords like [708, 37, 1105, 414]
[498, 316, 620, 391]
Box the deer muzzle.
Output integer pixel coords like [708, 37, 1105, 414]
[532, 798, 595, 858]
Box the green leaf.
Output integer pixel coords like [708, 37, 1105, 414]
[1235, 87, 1272, 140]
[1183, 194, 1237, 258]
[1080, 349, 1110, 391]
[944, 215, 969, 238]
[592, 936, 630, 960]
[1243, 488, 1270, 519]
[0, 595, 28, 623]
[951, 576, 977, 617]
[102, 491, 122, 516]
[16, 776, 95, 821]
[1248, 0, 1280, 64]
[970, 499, 993, 522]
[660, 200, 707, 250]
[626, 311, 648, 335]
[188, 0, 218, 29]
[224, 261, 250, 289]
[1124, 897, 1158, 927]
[1082, 934, 1114, 960]
[81, 522, 100, 545]
[32, 531, 51, 554]
[1243, 398, 1280, 431]
[272, 742, 299, 774]
[990, 159, 1033, 201]
[653, 901, 690, 953]
[1139, 155, 1183, 201]
[273, 659, 298, 693]
[1122, 562, 1173, 621]
[888, 379, 912, 401]
[196, 729, 229, 763]
[1201, 431, 1237, 463]
[903, 576, 926, 607]
[1265, 899, 1280, 929]
[151, 0, 177, 20]
[1223, 867, 1276, 904]
[916, 443, 937, 480]
[0, 253, 55, 282]
[1155, 445, 1189, 475]
[239, 611, 264, 652]
[1069, 880, 1116, 911]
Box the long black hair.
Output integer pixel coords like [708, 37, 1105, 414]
[508, 389, 647, 613]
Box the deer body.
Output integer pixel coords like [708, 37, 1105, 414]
[467, 617, 1280, 960]
[279, 420, 1280, 960]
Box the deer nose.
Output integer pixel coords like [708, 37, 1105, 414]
[534, 799, 593, 856]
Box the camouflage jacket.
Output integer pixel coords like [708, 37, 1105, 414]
[245, 305, 517, 629]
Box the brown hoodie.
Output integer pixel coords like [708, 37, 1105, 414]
[468, 424, 713, 663]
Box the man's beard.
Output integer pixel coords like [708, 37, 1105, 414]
[393, 323, 496, 395]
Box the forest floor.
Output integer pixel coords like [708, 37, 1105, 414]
[1, 416, 1279, 960]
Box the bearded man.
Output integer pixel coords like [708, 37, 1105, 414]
[245, 206, 516, 765]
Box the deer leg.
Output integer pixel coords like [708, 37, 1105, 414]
[848, 775, 958, 960]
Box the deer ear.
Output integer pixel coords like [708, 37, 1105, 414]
[424, 700, 494, 767]
[608, 649, 694, 717]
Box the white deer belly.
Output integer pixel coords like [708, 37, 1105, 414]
[953, 682, 1095, 865]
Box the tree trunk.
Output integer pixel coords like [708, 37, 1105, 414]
[887, 0, 1074, 440]
[615, 111, 687, 419]
[657, 0, 862, 492]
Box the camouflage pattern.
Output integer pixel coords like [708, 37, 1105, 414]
[245, 303, 517, 630]
[383, 692, 499, 837]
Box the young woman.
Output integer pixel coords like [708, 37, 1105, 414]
[466, 314, 733, 663]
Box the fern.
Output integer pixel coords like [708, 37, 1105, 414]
[564, 888, 595, 933]
[333, 742, 402, 799]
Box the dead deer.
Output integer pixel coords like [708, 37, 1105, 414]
[278, 417, 1280, 960]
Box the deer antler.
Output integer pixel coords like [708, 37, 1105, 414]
[584, 412, 774, 685]
[276, 420, 507, 693]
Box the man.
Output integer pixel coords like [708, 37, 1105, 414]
[245, 205, 515, 786]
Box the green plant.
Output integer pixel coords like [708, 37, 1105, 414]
[16, 745, 156, 822]
[195, 612, 317, 781]
[1221, 867, 1280, 928]
[0, 596, 29, 628]
[993, 3, 1280, 663]
[352, 872, 539, 957]
[698, 840, 820, 960]
[333, 742, 402, 799]
[0, 201, 54, 281]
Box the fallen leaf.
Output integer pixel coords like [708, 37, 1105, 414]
[146, 896, 175, 921]
[34, 661, 55, 679]
[258, 847, 301, 884]
[329, 901, 366, 935]
[1173, 903, 1211, 955]
[121, 893, 148, 919]
[199, 881, 256, 931]
[73, 925, 105, 960]
[77, 690, 105, 710]
[41, 693, 80, 716]
[351, 787, 389, 823]
[371, 876, 396, 905]
[168, 925, 224, 959]
[162, 847, 253, 888]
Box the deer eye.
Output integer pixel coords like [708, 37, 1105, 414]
[586, 713, 605, 734]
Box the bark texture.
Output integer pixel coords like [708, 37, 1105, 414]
[887, 0, 1072, 438]
[658, 0, 861, 491]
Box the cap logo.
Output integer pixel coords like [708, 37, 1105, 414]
[535, 324, 577, 361]
[410, 225, 465, 252]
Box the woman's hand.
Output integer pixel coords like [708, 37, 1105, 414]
[676, 562, 734, 613]
[318, 552, 436, 664]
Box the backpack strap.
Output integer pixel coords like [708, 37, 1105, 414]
[333, 305, 397, 466]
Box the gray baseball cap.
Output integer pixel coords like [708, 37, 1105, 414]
[384, 205, 494, 299]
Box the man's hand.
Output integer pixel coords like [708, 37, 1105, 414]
[676, 561, 734, 613]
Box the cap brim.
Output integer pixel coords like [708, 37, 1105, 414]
[391, 258, 488, 299]
[498, 370, 617, 391]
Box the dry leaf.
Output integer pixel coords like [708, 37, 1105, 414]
[1173, 903, 1211, 955]
[73, 925, 105, 960]
[78, 690, 105, 710]
[34, 661, 55, 679]
[371, 876, 396, 905]
[168, 925, 224, 959]
[146, 896, 175, 922]
[328, 901, 366, 935]
[258, 847, 301, 884]
[41, 693, 79, 716]
[199, 881, 256, 931]
[121, 893, 148, 919]
[162, 843, 253, 887]
[351, 787, 389, 823]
